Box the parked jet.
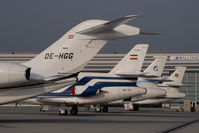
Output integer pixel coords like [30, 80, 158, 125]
[0, 15, 142, 105]
[135, 67, 186, 105]
[21, 44, 149, 115]
[108, 66, 186, 111]
[97, 56, 167, 111]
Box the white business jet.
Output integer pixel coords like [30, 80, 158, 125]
[21, 44, 149, 115]
[0, 15, 141, 105]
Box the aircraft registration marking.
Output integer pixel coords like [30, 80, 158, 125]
[44, 53, 74, 59]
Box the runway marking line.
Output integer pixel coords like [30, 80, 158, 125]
[158, 118, 199, 133]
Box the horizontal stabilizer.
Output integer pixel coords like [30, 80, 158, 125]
[141, 74, 160, 78]
[114, 71, 145, 77]
[138, 77, 168, 82]
[77, 15, 138, 34]
[159, 83, 192, 87]
[159, 83, 184, 87]
[140, 32, 160, 35]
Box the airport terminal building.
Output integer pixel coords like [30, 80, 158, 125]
[1, 52, 199, 106]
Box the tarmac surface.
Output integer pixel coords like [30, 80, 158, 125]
[0, 106, 199, 133]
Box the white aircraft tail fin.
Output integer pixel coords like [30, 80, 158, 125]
[110, 44, 149, 75]
[137, 56, 167, 88]
[0, 15, 145, 105]
[143, 56, 167, 77]
[23, 39, 107, 79]
[163, 67, 186, 86]
[22, 15, 140, 79]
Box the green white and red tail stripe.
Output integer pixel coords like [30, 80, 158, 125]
[130, 54, 138, 60]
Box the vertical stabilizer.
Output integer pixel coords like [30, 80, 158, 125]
[110, 44, 149, 75]
[144, 56, 167, 77]
[22, 15, 141, 79]
[137, 56, 167, 88]
[163, 67, 186, 86]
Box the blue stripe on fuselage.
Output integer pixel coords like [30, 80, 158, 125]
[43, 76, 137, 97]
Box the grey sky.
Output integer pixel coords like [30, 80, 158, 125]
[0, 0, 198, 53]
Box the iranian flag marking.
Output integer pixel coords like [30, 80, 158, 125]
[130, 54, 138, 60]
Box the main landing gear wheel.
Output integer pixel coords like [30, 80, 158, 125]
[40, 105, 49, 112]
[40, 108, 46, 112]
[58, 109, 68, 115]
[133, 104, 139, 111]
[102, 106, 109, 112]
[95, 107, 101, 112]
[70, 105, 78, 115]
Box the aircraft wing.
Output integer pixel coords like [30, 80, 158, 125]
[20, 97, 76, 106]
[77, 15, 138, 34]
[0, 76, 77, 105]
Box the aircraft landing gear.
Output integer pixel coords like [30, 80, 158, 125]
[58, 108, 68, 115]
[70, 105, 78, 115]
[95, 107, 101, 112]
[40, 105, 49, 112]
[102, 106, 109, 112]
[58, 105, 78, 115]
[124, 102, 133, 111]
[94, 106, 109, 112]
[133, 104, 139, 111]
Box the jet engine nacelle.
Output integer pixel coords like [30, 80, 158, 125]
[0, 62, 31, 87]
